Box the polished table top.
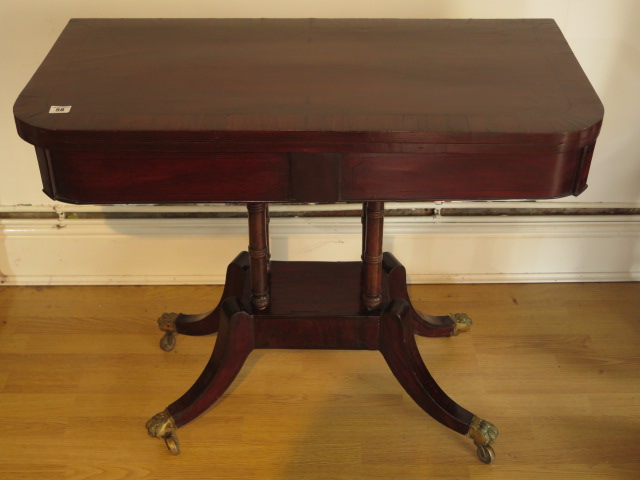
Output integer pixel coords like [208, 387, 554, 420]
[14, 18, 603, 204]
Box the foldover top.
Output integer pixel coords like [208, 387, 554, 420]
[14, 19, 604, 203]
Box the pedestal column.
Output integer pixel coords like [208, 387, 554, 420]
[247, 202, 270, 310]
[362, 201, 384, 310]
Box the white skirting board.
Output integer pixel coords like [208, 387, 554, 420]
[0, 215, 639, 285]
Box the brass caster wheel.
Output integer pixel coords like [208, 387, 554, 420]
[164, 432, 180, 455]
[475, 442, 495, 464]
[160, 331, 177, 352]
[158, 312, 178, 352]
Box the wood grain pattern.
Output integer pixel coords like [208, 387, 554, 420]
[1, 283, 638, 479]
[340, 151, 588, 200]
[48, 151, 291, 203]
[15, 19, 602, 147]
[14, 19, 603, 204]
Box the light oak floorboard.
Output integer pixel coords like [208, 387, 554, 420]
[1, 283, 639, 479]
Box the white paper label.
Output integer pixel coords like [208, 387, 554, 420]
[49, 106, 72, 114]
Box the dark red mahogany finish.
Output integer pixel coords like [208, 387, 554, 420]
[165, 251, 473, 431]
[14, 19, 603, 460]
[15, 19, 602, 205]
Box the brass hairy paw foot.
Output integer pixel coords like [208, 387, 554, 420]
[450, 313, 473, 336]
[466, 415, 499, 464]
[146, 410, 180, 455]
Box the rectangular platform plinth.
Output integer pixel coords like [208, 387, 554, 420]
[248, 260, 388, 350]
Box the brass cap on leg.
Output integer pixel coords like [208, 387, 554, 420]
[158, 312, 178, 332]
[466, 415, 499, 446]
[450, 313, 473, 336]
[146, 409, 176, 439]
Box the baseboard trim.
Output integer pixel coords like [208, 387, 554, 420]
[7, 272, 636, 286]
[1, 216, 638, 285]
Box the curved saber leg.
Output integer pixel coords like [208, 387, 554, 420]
[382, 253, 472, 337]
[147, 297, 255, 454]
[379, 298, 498, 463]
[157, 252, 250, 351]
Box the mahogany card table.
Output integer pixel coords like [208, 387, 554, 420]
[14, 18, 603, 462]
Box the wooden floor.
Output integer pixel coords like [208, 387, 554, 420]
[1, 282, 639, 479]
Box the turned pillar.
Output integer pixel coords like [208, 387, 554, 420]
[362, 201, 384, 310]
[247, 202, 270, 310]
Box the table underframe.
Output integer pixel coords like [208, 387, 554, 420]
[145, 202, 499, 463]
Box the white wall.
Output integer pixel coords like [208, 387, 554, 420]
[1, 0, 639, 284]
